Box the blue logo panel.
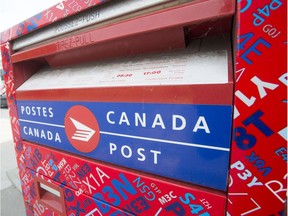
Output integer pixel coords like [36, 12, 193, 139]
[17, 100, 232, 191]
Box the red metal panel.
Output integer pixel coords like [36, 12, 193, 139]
[16, 84, 233, 105]
[1, 43, 32, 214]
[227, 0, 287, 215]
[12, 27, 186, 66]
[45, 27, 186, 67]
[23, 141, 227, 215]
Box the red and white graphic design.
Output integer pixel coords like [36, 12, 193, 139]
[69, 117, 96, 142]
[64, 105, 100, 153]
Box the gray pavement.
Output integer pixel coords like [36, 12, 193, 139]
[0, 108, 26, 215]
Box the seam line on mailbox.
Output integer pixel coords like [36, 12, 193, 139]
[19, 119, 65, 128]
[100, 131, 230, 152]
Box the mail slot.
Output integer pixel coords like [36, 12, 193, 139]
[31, 170, 133, 216]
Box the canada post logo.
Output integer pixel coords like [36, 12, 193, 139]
[64, 105, 100, 153]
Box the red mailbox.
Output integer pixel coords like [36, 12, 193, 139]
[1, 0, 286, 215]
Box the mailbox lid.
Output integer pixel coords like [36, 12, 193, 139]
[17, 35, 233, 105]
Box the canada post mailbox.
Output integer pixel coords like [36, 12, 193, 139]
[16, 35, 233, 191]
[2, 0, 286, 215]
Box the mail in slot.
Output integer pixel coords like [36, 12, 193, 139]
[16, 35, 233, 191]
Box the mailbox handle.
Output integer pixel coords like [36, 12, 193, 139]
[34, 176, 66, 216]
